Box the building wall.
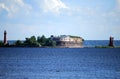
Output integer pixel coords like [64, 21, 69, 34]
[59, 41, 83, 48]
[51, 35, 83, 48]
[57, 36, 83, 48]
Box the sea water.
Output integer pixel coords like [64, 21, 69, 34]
[83, 40, 120, 47]
[0, 48, 120, 79]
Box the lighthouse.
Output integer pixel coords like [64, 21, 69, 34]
[108, 36, 114, 47]
[4, 30, 7, 45]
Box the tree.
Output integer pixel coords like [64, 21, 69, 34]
[30, 36, 37, 44]
[37, 35, 56, 47]
[15, 40, 22, 46]
[37, 35, 47, 46]
[0, 41, 3, 46]
[37, 36, 41, 43]
[51, 40, 56, 47]
[45, 38, 56, 47]
[24, 36, 40, 47]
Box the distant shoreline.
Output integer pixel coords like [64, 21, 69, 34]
[1, 40, 120, 48]
[1, 46, 120, 48]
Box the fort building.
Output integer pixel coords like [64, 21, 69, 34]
[51, 35, 84, 48]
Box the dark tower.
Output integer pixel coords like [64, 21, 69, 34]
[4, 30, 7, 45]
[108, 36, 114, 47]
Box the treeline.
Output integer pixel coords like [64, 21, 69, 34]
[0, 35, 56, 47]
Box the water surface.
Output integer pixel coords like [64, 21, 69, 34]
[0, 48, 120, 79]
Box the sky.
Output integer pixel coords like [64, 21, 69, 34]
[0, 0, 120, 40]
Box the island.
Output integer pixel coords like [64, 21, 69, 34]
[0, 30, 84, 48]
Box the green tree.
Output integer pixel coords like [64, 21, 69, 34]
[0, 41, 3, 46]
[45, 38, 56, 47]
[15, 40, 22, 46]
[30, 36, 37, 43]
[37, 36, 41, 43]
[51, 40, 56, 47]
[37, 35, 47, 46]
[24, 36, 40, 47]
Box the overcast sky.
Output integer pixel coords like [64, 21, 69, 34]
[0, 0, 120, 40]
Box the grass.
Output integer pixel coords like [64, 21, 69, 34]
[95, 46, 120, 48]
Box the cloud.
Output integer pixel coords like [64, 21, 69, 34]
[116, 0, 120, 11]
[117, 0, 120, 6]
[0, 3, 10, 12]
[0, 0, 32, 17]
[0, 0, 69, 17]
[41, 0, 69, 14]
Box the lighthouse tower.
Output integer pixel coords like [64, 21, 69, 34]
[108, 36, 114, 47]
[4, 30, 7, 45]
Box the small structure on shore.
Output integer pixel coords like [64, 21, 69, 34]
[108, 36, 114, 47]
[4, 30, 7, 45]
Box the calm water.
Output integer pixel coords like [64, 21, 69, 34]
[0, 48, 120, 79]
[83, 40, 120, 47]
